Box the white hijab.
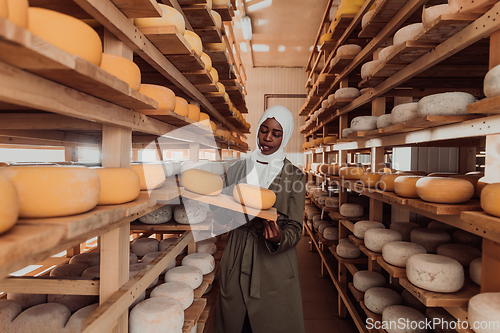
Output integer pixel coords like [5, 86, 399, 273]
[246, 105, 294, 188]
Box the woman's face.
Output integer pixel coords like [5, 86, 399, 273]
[258, 117, 283, 155]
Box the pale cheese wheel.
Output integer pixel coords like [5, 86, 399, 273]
[28, 8, 102, 66]
[360, 60, 381, 79]
[64, 303, 99, 333]
[233, 183, 276, 210]
[210, 67, 219, 82]
[184, 30, 203, 57]
[361, 9, 375, 29]
[317, 221, 332, 234]
[0, 300, 22, 332]
[353, 271, 386, 292]
[141, 252, 175, 273]
[323, 227, 338, 240]
[411, 228, 451, 253]
[339, 166, 364, 179]
[99, 53, 141, 91]
[69, 252, 100, 267]
[12, 303, 71, 332]
[81, 265, 101, 279]
[321, 100, 330, 109]
[452, 229, 482, 249]
[360, 172, 385, 188]
[7, 293, 47, 310]
[390, 222, 421, 241]
[7, 0, 28, 28]
[391, 102, 419, 124]
[211, 10, 222, 30]
[342, 127, 354, 138]
[205, 42, 226, 50]
[382, 241, 426, 267]
[317, 196, 328, 206]
[377, 114, 394, 129]
[416, 177, 474, 203]
[197, 239, 217, 255]
[418, 92, 475, 116]
[406, 254, 464, 292]
[468, 293, 500, 333]
[134, 4, 186, 35]
[139, 205, 172, 224]
[364, 287, 402, 315]
[130, 253, 139, 264]
[335, 87, 360, 99]
[160, 238, 187, 254]
[353, 221, 385, 239]
[436, 243, 481, 266]
[484, 63, 500, 98]
[150, 282, 194, 310]
[383, 305, 427, 333]
[165, 266, 203, 289]
[350, 116, 379, 131]
[336, 242, 361, 259]
[182, 253, 215, 274]
[174, 202, 208, 224]
[139, 84, 176, 111]
[469, 257, 482, 286]
[94, 167, 141, 205]
[181, 168, 222, 195]
[394, 175, 423, 198]
[187, 104, 201, 121]
[378, 174, 401, 191]
[364, 228, 403, 253]
[131, 238, 160, 257]
[422, 4, 450, 28]
[325, 197, 339, 208]
[201, 53, 213, 72]
[199, 112, 211, 127]
[377, 45, 396, 62]
[174, 97, 189, 117]
[340, 203, 363, 217]
[129, 297, 184, 333]
[481, 183, 500, 218]
[393, 23, 424, 46]
[0, 174, 18, 234]
[130, 263, 159, 289]
[327, 94, 336, 104]
[427, 220, 458, 234]
[131, 164, 165, 190]
[50, 263, 90, 278]
[47, 294, 95, 313]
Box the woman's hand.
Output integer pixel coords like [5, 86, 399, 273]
[263, 219, 281, 243]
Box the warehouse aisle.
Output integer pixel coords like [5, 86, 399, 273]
[297, 235, 357, 333]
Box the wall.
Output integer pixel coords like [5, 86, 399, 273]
[244, 67, 307, 167]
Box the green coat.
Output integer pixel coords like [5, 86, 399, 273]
[213, 159, 306, 333]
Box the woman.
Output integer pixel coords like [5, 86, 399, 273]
[213, 105, 306, 333]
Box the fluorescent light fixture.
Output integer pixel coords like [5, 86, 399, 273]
[278, 45, 286, 52]
[241, 15, 252, 40]
[252, 44, 269, 52]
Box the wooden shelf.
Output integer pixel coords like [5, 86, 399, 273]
[348, 282, 365, 302]
[376, 257, 406, 278]
[358, 0, 412, 38]
[212, 5, 234, 22]
[415, 13, 483, 44]
[329, 211, 368, 222]
[468, 95, 500, 114]
[328, 53, 357, 75]
[331, 246, 367, 265]
[183, 298, 207, 333]
[182, 5, 216, 28]
[461, 211, 500, 244]
[359, 245, 382, 262]
[348, 235, 364, 247]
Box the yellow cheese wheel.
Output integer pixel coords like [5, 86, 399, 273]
[199, 113, 211, 127]
[188, 104, 201, 121]
[217, 82, 226, 94]
[378, 174, 402, 191]
[215, 129, 225, 138]
[205, 41, 226, 50]
[211, 10, 222, 30]
[139, 84, 176, 111]
[184, 30, 203, 57]
[339, 167, 364, 180]
[223, 130, 231, 139]
[210, 121, 217, 132]
[213, 0, 230, 5]
[0, 174, 19, 234]
[100, 53, 141, 91]
[335, 3, 361, 18]
[323, 136, 336, 144]
[131, 164, 165, 190]
[328, 164, 340, 175]
[318, 164, 329, 174]
[200, 53, 212, 72]
[7, 0, 28, 28]
[481, 183, 500, 218]
[210, 68, 219, 82]
[181, 169, 222, 195]
[394, 176, 423, 198]
[134, 4, 186, 35]
[360, 172, 385, 188]
[174, 97, 189, 117]
[416, 177, 474, 204]
[94, 168, 141, 205]
[319, 32, 333, 44]
[477, 177, 488, 198]
[0, 0, 7, 19]
[449, 174, 482, 198]
[28, 8, 103, 66]
[206, 0, 212, 10]
[0, 166, 100, 218]
[233, 184, 276, 210]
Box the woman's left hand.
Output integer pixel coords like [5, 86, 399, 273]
[263, 219, 281, 243]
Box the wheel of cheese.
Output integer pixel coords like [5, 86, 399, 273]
[335, 87, 360, 99]
[12, 303, 71, 332]
[364, 287, 402, 315]
[233, 183, 277, 210]
[394, 175, 423, 198]
[7, 0, 28, 28]
[324, 197, 339, 209]
[130, 253, 139, 264]
[187, 104, 201, 122]
[130, 263, 159, 289]
[323, 227, 338, 240]
[211, 10, 222, 30]
[449, 174, 482, 198]
[141, 252, 175, 273]
[28, 8, 102, 66]
[69, 252, 100, 267]
[131, 238, 160, 257]
[197, 239, 217, 255]
[452, 229, 482, 249]
[340, 203, 363, 217]
[7, 293, 47, 311]
[391, 102, 419, 124]
[382, 305, 427, 333]
[47, 294, 95, 313]
[318, 221, 332, 234]
[353, 271, 386, 292]
[389, 222, 421, 241]
[199, 113, 211, 127]
[150, 282, 194, 310]
[81, 265, 101, 279]
[376, 114, 394, 129]
[131, 164, 166, 191]
[416, 177, 474, 203]
[160, 238, 187, 254]
[139, 205, 172, 224]
[94, 167, 141, 205]
[217, 82, 226, 94]
[328, 164, 340, 176]
[406, 254, 464, 292]
[339, 167, 364, 179]
[364, 229, 403, 253]
[182, 253, 215, 274]
[0, 174, 18, 234]
[393, 23, 424, 46]
[205, 41, 226, 50]
[410, 228, 451, 253]
[129, 297, 184, 333]
[377, 174, 402, 192]
[0, 166, 100, 218]
[184, 30, 203, 57]
[336, 242, 361, 259]
[324, 136, 337, 144]
[422, 4, 450, 28]
[50, 263, 90, 277]
[468, 292, 500, 333]
[342, 127, 354, 138]
[134, 4, 186, 35]
[321, 100, 330, 109]
[353, 221, 385, 239]
[481, 183, 500, 218]
[174, 202, 208, 224]
[0, 299, 22, 332]
[180, 168, 223, 196]
[425, 307, 458, 333]
[318, 164, 329, 174]
[418, 92, 475, 116]
[427, 220, 457, 234]
[200, 53, 212, 72]
[317, 196, 328, 206]
[436, 243, 481, 267]
[213, 0, 230, 5]
[138, 84, 176, 111]
[360, 172, 385, 188]
[173, 97, 189, 117]
[0, 0, 6, 19]
[63, 303, 99, 333]
[361, 9, 375, 29]
[377, 45, 396, 62]
[319, 32, 333, 45]
[99, 53, 141, 91]
[351, 116, 379, 131]
[382, 241, 426, 267]
[165, 266, 203, 289]
[361, 60, 381, 79]
[469, 257, 482, 286]
[209, 121, 217, 133]
[484, 63, 500, 97]
[326, 94, 335, 105]
[210, 67, 219, 82]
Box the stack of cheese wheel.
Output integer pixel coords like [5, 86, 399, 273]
[174, 201, 208, 225]
[134, 4, 186, 35]
[415, 177, 474, 203]
[93, 167, 141, 205]
[233, 183, 276, 210]
[150, 281, 194, 310]
[394, 175, 423, 198]
[353, 271, 386, 292]
[0, 174, 19, 234]
[139, 84, 176, 112]
[99, 53, 141, 90]
[129, 297, 184, 333]
[410, 228, 451, 253]
[180, 168, 223, 195]
[131, 164, 166, 190]
[364, 287, 402, 315]
[406, 254, 464, 293]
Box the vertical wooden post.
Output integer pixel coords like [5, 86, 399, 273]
[65, 146, 80, 256]
[132, 149, 139, 162]
[339, 114, 348, 140]
[370, 147, 384, 222]
[189, 143, 200, 162]
[371, 97, 386, 117]
[489, 30, 500, 69]
[338, 149, 348, 318]
[458, 147, 476, 174]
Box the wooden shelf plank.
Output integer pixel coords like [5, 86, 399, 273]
[415, 13, 482, 44]
[142, 179, 184, 204]
[130, 219, 212, 232]
[406, 198, 481, 215]
[467, 95, 500, 114]
[348, 282, 365, 302]
[167, 51, 206, 71]
[359, 245, 382, 261]
[139, 25, 192, 55]
[385, 41, 437, 65]
[330, 245, 367, 264]
[340, 219, 355, 233]
[377, 257, 406, 278]
[184, 69, 215, 85]
[194, 281, 210, 298]
[328, 53, 357, 74]
[358, 0, 412, 38]
[0, 276, 99, 295]
[348, 235, 364, 247]
[182, 5, 215, 28]
[183, 298, 207, 333]
[195, 26, 223, 44]
[461, 211, 500, 243]
[203, 262, 219, 284]
[212, 5, 234, 22]
[135, 109, 213, 135]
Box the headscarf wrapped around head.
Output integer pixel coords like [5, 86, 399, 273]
[246, 105, 294, 188]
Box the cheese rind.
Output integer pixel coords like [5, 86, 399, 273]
[184, 30, 203, 56]
[389, 222, 420, 241]
[131, 238, 160, 257]
[12, 303, 71, 332]
[364, 287, 402, 315]
[7, 293, 47, 310]
[393, 23, 424, 46]
[360, 60, 381, 79]
[416, 177, 474, 203]
[131, 164, 166, 190]
[391, 102, 419, 124]
[69, 252, 100, 267]
[378, 174, 401, 192]
[138, 84, 176, 111]
[134, 4, 186, 35]
[417, 92, 475, 116]
[94, 168, 141, 205]
[383, 305, 427, 333]
[481, 183, 500, 218]
[139, 205, 172, 224]
[406, 254, 464, 293]
[181, 169, 223, 195]
[350, 116, 379, 131]
[129, 297, 184, 333]
[7, 0, 29, 28]
[360, 172, 385, 188]
[364, 228, 403, 253]
[336, 242, 361, 259]
[382, 241, 426, 267]
[164, 266, 203, 289]
[174, 202, 208, 224]
[377, 114, 394, 129]
[50, 263, 90, 277]
[340, 203, 363, 218]
[233, 184, 277, 210]
[394, 175, 423, 198]
[422, 4, 450, 28]
[484, 64, 500, 98]
[0, 174, 19, 234]
[174, 97, 189, 117]
[201, 53, 213, 72]
[99, 53, 141, 90]
[182, 253, 215, 274]
[335, 87, 360, 99]
[353, 271, 386, 292]
[410, 228, 451, 253]
[469, 257, 482, 286]
[150, 281, 194, 310]
[339, 167, 364, 180]
[468, 293, 500, 333]
[353, 221, 385, 239]
[188, 104, 201, 121]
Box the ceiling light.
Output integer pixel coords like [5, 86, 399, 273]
[240, 42, 248, 52]
[252, 44, 269, 52]
[278, 45, 286, 52]
[241, 15, 253, 40]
